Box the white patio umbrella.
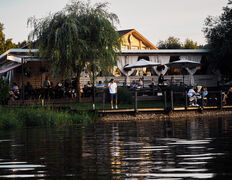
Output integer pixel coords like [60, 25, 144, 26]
[124, 59, 160, 70]
[166, 59, 201, 85]
[124, 59, 160, 87]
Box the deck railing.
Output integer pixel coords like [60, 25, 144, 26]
[97, 87, 230, 113]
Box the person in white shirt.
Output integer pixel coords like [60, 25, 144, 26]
[187, 86, 198, 106]
[108, 79, 118, 109]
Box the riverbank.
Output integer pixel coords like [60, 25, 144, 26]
[100, 110, 232, 121]
[0, 107, 95, 130]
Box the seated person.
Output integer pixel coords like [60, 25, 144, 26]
[12, 82, 20, 99]
[196, 85, 202, 99]
[137, 78, 143, 88]
[202, 87, 208, 106]
[223, 87, 232, 105]
[202, 87, 208, 98]
[12, 82, 19, 92]
[55, 82, 64, 98]
[146, 70, 151, 76]
[97, 81, 104, 87]
[169, 77, 175, 86]
[130, 81, 138, 89]
[9, 90, 18, 101]
[149, 77, 158, 89]
[187, 86, 199, 106]
[86, 81, 92, 88]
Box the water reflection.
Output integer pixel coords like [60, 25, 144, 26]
[0, 116, 231, 179]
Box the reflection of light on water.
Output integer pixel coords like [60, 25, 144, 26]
[179, 161, 208, 165]
[0, 164, 45, 168]
[0, 174, 46, 178]
[110, 124, 122, 176]
[0, 160, 46, 178]
[0, 162, 27, 165]
[126, 173, 215, 179]
[120, 134, 225, 179]
[159, 168, 208, 172]
[168, 139, 211, 145]
[187, 146, 206, 149]
[0, 139, 12, 143]
[11, 168, 35, 172]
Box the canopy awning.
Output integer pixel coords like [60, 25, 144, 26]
[124, 59, 160, 69]
[0, 62, 21, 74]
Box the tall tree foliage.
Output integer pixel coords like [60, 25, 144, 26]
[203, 0, 232, 73]
[157, 36, 199, 49]
[0, 23, 17, 54]
[157, 36, 182, 49]
[183, 39, 198, 49]
[28, 1, 120, 100]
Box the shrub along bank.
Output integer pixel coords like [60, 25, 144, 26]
[0, 107, 94, 130]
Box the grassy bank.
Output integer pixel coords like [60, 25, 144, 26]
[0, 107, 95, 130]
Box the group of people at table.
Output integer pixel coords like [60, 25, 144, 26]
[187, 86, 232, 106]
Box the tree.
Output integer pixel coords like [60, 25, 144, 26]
[0, 23, 18, 54]
[183, 39, 198, 49]
[28, 1, 121, 101]
[157, 36, 182, 49]
[0, 23, 6, 54]
[203, 0, 232, 74]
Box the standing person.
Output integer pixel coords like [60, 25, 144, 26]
[108, 79, 118, 109]
[43, 76, 51, 88]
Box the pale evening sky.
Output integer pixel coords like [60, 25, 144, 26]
[0, 0, 228, 45]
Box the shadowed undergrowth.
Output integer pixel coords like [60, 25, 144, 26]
[0, 107, 94, 130]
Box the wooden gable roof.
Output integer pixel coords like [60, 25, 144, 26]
[117, 29, 158, 50]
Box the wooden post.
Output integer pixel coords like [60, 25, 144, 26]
[92, 64, 95, 110]
[21, 58, 24, 105]
[171, 90, 174, 110]
[164, 91, 167, 110]
[201, 92, 204, 108]
[220, 90, 223, 109]
[185, 90, 188, 110]
[102, 89, 105, 110]
[134, 90, 137, 112]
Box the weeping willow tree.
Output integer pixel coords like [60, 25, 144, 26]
[27, 1, 120, 101]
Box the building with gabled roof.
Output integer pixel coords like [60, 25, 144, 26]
[0, 29, 218, 91]
[118, 29, 158, 50]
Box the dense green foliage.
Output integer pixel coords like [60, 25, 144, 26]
[28, 1, 121, 100]
[0, 107, 94, 130]
[0, 80, 10, 104]
[157, 36, 199, 49]
[183, 39, 198, 49]
[203, 0, 232, 74]
[157, 36, 182, 49]
[0, 23, 17, 54]
[117, 87, 133, 104]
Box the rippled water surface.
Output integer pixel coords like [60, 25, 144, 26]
[0, 117, 232, 179]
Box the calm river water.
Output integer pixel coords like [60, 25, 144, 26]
[0, 116, 232, 179]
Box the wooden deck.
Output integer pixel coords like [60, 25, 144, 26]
[98, 105, 232, 114]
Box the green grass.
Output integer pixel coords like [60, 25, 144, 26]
[0, 107, 95, 130]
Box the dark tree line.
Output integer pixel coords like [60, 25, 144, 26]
[203, 0, 232, 74]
